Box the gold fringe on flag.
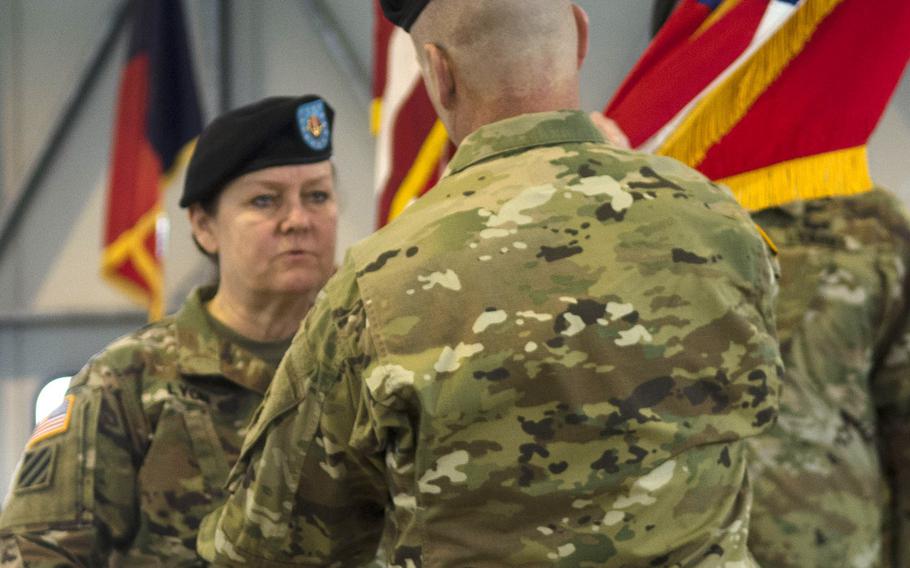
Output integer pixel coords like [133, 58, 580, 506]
[659, 0, 845, 168]
[720, 145, 873, 211]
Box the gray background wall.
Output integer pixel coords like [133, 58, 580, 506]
[0, 0, 907, 499]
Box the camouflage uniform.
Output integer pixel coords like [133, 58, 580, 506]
[0, 287, 273, 567]
[747, 188, 910, 568]
[198, 110, 783, 567]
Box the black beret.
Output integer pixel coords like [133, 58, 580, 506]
[180, 95, 334, 208]
[380, 0, 431, 31]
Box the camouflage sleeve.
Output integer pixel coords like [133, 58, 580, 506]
[199, 263, 388, 566]
[871, 197, 910, 567]
[0, 354, 147, 567]
[875, 308, 910, 567]
[0, 531, 102, 567]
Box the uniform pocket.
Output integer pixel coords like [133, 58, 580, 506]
[182, 406, 231, 494]
[218, 387, 328, 561]
[224, 366, 304, 491]
[141, 399, 229, 499]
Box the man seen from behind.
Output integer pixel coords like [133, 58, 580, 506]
[198, 1, 783, 565]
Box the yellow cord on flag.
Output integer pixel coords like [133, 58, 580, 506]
[720, 146, 874, 211]
[161, 138, 197, 189]
[101, 139, 197, 321]
[388, 120, 449, 222]
[658, 0, 845, 168]
[692, 0, 744, 39]
[753, 223, 779, 256]
[100, 206, 165, 321]
[371, 98, 383, 136]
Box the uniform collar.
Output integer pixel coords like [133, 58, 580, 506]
[173, 286, 274, 394]
[444, 110, 606, 177]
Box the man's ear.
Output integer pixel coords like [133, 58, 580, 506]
[188, 205, 218, 255]
[424, 43, 456, 110]
[572, 4, 589, 69]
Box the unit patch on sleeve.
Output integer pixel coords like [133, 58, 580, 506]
[14, 444, 57, 493]
[27, 394, 75, 448]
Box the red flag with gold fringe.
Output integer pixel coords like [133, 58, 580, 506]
[604, 0, 910, 211]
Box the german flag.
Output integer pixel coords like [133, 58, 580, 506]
[102, 0, 202, 320]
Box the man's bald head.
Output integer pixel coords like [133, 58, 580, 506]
[409, 0, 588, 143]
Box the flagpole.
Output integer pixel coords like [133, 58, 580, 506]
[0, 0, 132, 261]
[652, 0, 680, 37]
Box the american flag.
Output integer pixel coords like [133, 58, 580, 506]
[28, 395, 74, 448]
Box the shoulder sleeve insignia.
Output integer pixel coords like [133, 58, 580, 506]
[26, 394, 75, 448]
[14, 444, 57, 493]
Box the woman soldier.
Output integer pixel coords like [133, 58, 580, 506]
[0, 95, 339, 566]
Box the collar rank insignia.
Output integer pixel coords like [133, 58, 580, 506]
[27, 394, 75, 448]
[297, 99, 330, 151]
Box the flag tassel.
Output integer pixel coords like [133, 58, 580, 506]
[721, 145, 873, 211]
[659, 0, 845, 167]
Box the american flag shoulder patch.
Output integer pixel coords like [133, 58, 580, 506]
[27, 394, 75, 448]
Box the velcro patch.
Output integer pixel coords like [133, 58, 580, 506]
[27, 394, 74, 448]
[14, 445, 56, 493]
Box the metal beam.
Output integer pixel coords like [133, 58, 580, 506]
[0, 310, 144, 328]
[299, 0, 371, 107]
[0, 0, 133, 261]
[217, 0, 234, 114]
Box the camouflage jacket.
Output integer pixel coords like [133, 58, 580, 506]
[747, 188, 910, 568]
[199, 110, 782, 567]
[0, 287, 273, 567]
